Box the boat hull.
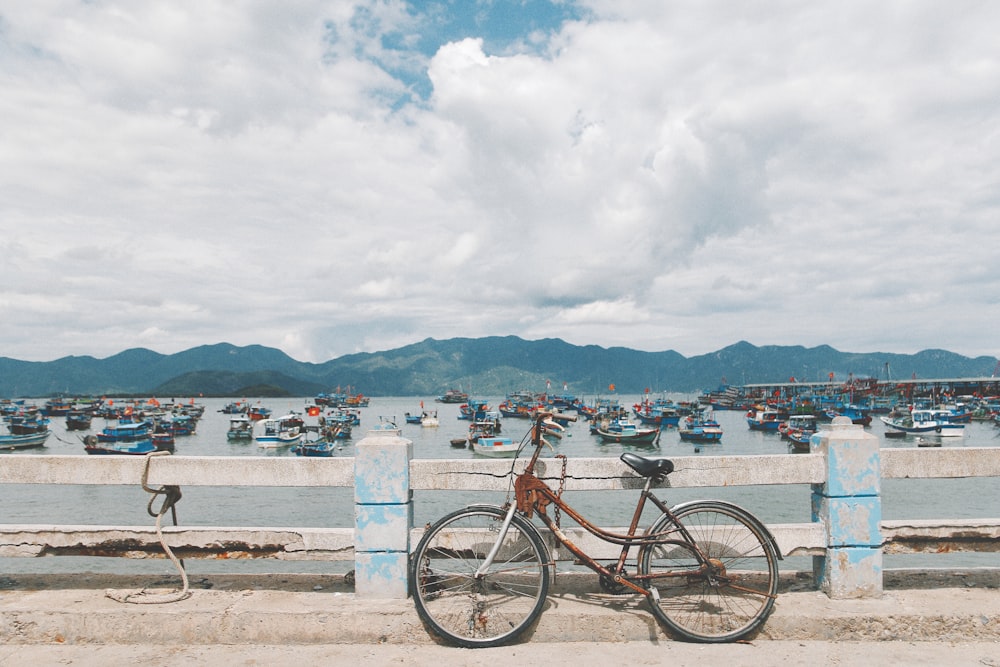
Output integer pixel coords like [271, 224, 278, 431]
[879, 416, 965, 437]
[471, 436, 520, 458]
[0, 431, 51, 450]
[595, 429, 659, 445]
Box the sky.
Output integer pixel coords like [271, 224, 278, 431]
[3, 1, 1000, 369]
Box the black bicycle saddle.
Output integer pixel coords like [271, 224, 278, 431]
[620, 452, 674, 479]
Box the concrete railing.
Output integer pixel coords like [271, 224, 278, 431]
[2, 420, 998, 600]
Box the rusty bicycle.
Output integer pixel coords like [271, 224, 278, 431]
[410, 411, 781, 647]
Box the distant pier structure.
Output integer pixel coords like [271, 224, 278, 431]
[715, 376, 1000, 411]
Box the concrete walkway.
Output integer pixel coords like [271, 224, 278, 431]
[1, 570, 997, 664]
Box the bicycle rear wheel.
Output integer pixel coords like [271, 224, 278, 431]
[638, 500, 779, 642]
[410, 505, 550, 648]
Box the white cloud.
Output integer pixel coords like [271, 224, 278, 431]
[2, 1, 999, 365]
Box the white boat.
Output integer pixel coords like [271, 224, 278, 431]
[255, 414, 304, 448]
[471, 436, 521, 458]
[880, 409, 965, 437]
[226, 414, 253, 441]
[0, 429, 50, 450]
[367, 416, 402, 436]
[593, 417, 660, 445]
[420, 410, 439, 427]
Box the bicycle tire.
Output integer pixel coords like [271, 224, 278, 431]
[410, 505, 550, 648]
[638, 500, 779, 642]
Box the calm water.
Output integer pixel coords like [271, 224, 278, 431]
[3, 395, 997, 575]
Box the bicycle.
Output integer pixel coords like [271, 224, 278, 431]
[410, 411, 781, 647]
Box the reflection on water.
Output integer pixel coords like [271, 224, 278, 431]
[2, 395, 997, 574]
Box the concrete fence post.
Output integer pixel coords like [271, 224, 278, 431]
[810, 416, 883, 598]
[353, 429, 414, 599]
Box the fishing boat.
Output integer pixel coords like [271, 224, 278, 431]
[880, 409, 965, 437]
[436, 389, 469, 404]
[151, 430, 175, 452]
[247, 404, 272, 421]
[65, 410, 93, 431]
[420, 410, 439, 427]
[498, 391, 539, 419]
[218, 401, 247, 414]
[466, 412, 502, 445]
[678, 414, 724, 443]
[226, 414, 254, 441]
[458, 398, 491, 421]
[404, 412, 423, 424]
[254, 414, 304, 448]
[0, 427, 50, 450]
[781, 414, 818, 452]
[83, 434, 156, 455]
[593, 417, 660, 445]
[823, 404, 872, 426]
[746, 408, 785, 431]
[779, 414, 817, 440]
[367, 416, 401, 436]
[632, 396, 689, 427]
[471, 435, 521, 458]
[95, 419, 151, 443]
[291, 438, 339, 457]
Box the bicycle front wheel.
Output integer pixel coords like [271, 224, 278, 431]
[638, 500, 779, 642]
[410, 505, 550, 648]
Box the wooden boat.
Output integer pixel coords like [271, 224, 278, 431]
[404, 412, 423, 424]
[96, 419, 151, 442]
[0, 429, 50, 450]
[678, 414, 723, 443]
[254, 414, 304, 448]
[471, 436, 521, 458]
[218, 401, 247, 414]
[247, 404, 272, 421]
[467, 413, 502, 445]
[880, 409, 965, 437]
[823, 404, 872, 426]
[787, 429, 813, 452]
[152, 431, 175, 452]
[458, 399, 491, 421]
[83, 435, 156, 455]
[420, 410, 439, 427]
[594, 418, 660, 445]
[367, 416, 401, 436]
[226, 415, 254, 441]
[436, 389, 469, 404]
[65, 411, 93, 431]
[291, 439, 339, 457]
[746, 408, 784, 431]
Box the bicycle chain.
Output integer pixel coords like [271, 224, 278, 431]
[553, 454, 567, 530]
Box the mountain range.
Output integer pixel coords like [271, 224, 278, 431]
[0, 337, 996, 398]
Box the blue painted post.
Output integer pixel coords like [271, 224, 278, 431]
[354, 428, 413, 599]
[810, 416, 883, 598]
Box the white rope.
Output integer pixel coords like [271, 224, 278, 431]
[106, 451, 191, 604]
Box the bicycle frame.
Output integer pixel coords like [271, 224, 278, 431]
[500, 414, 718, 597]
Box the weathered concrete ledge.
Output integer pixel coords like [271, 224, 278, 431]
[1, 570, 996, 645]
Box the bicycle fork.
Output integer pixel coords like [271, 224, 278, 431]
[473, 503, 520, 578]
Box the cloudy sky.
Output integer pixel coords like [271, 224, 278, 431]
[3, 1, 999, 367]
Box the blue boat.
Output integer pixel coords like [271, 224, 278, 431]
[594, 417, 660, 445]
[83, 435, 156, 455]
[96, 419, 151, 442]
[746, 408, 784, 431]
[879, 409, 965, 437]
[0, 429, 50, 450]
[678, 413, 724, 443]
[291, 439, 339, 457]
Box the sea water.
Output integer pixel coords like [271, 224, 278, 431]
[2, 395, 997, 575]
